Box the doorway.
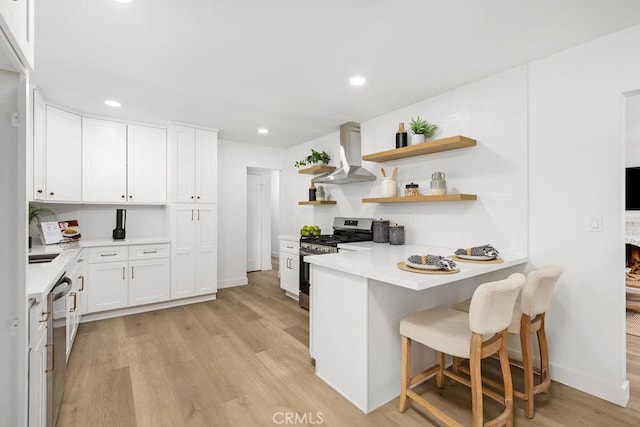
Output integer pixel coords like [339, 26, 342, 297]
[247, 167, 281, 272]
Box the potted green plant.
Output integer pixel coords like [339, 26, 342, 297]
[28, 205, 55, 248]
[409, 116, 438, 144]
[294, 149, 331, 168]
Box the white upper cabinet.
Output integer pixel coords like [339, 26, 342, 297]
[82, 120, 166, 204]
[82, 118, 127, 203]
[128, 125, 166, 204]
[195, 129, 218, 203]
[45, 106, 82, 202]
[32, 91, 45, 201]
[169, 125, 218, 203]
[0, 0, 35, 70]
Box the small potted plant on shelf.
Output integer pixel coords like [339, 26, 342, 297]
[28, 205, 55, 248]
[294, 149, 331, 168]
[409, 116, 438, 144]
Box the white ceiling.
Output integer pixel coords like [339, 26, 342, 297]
[33, 0, 640, 148]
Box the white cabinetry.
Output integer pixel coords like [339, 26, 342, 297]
[171, 205, 217, 299]
[169, 125, 218, 203]
[86, 244, 170, 313]
[33, 90, 46, 200]
[45, 106, 82, 202]
[279, 239, 299, 298]
[82, 118, 127, 203]
[0, 0, 35, 70]
[28, 300, 48, 427]
[127, 125, 167, 204]
[82, 120, 166, 204]
[67, 251, 86, 359]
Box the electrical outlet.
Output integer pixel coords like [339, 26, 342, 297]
[588, 215, 603, 232]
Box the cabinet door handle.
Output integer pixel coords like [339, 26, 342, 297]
[101, 253, 117, 257]
[49, 192, 54, 196]
[70, 292, 77, 312]
[45, 343, 55, 373]
[142, 250, 157, 254]
[79, 276, 85, 291]
[129, 195, 133, 199]
[197, 209, 200, 220]
[191, 196, 194, 199]
[286, 245, 294, 249]
[39, 311, 50, 323]
[122, 267, 125, 280]
[121, 195, 125, 199]
[77, 258, 84, 263]
[131, 266, 134, 279]
[37, 189, 43, 194]
[197, 196, 200, 199]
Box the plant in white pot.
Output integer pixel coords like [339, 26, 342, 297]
[409, 116, 438, 144]
[294, 149, 331, 168]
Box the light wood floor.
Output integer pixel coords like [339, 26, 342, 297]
[59, 263, 640, 426]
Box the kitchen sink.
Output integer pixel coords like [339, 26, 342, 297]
[28, 253, 60, 264]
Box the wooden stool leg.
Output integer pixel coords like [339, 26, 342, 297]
[537, 313, 551, 394]
[520, 315, 535, 419]
[470, 334, 484, 427]
[436, 351, 445, 389]
[399, 336, 411, 412]
[499, 330, 514, 427]
[450, 356, 461, 385]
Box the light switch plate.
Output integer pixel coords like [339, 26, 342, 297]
[588, 215, 603, 232]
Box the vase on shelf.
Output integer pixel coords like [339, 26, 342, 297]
[411, 134, 425, 145]
[381, 177, 397, 197]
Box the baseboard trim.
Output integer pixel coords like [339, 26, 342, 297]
[549, 362, 630, 407]
[80, 293, 217, 323]
[218, 277, 249, 289]
[262, 263, 273, 271]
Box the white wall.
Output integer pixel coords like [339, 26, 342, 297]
[282, 66, 529, 257]
[528, 24, 640, 406]
[218, 139, 285, 287]
[626, 94, 640, 167]
[271, 169, 280, 257]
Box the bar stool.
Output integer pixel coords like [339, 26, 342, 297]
[452, 265, 563, 418]
[399, 273, 525, 427]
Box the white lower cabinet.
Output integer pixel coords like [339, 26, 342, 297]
[170, 204, 217, 299]
[28, 301, 48, 427]
[67, 250, 86, 360]
[279, 239, 299, 298]
[86, 243, 170, 314]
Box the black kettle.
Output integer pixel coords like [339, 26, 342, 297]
[112, 209, 126, 240]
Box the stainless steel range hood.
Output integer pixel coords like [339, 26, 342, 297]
[312, 122, 376, 185]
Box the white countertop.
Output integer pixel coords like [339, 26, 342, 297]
[278, 234, 300, 243]
[27, 237, 170, 303]
[306, 243, 527, 291]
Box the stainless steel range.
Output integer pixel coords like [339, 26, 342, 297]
[299, 217, 373, 309]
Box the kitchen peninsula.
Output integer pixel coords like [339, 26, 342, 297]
[306, 243, 527, 413]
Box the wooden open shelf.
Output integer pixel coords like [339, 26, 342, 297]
[362, 135, 476, 163]
[298, 165, 336, 174]
[298, 200, 337, 205]
[362, 194, 477, 203]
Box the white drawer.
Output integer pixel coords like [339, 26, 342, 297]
[280, 240, 299, 255]
[87, 246, 128, 263]
[128, 243, 170, 260]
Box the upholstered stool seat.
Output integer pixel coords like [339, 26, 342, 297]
[452, 265, 563, 419]
[399, 273, 525, 427]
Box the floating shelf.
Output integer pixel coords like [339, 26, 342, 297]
[298, 200, 337, 205]
[362, 135, 476, 163]
[298, 165, 336, 174]
[362, 194, 477, 203]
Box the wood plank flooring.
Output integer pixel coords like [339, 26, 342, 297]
[59, 262, 640, 426]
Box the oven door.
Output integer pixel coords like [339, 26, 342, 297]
[299, 249, 316, 310]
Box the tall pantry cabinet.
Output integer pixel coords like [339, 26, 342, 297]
[168, 125, 219, 299]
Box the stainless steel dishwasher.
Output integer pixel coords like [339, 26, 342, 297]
[47, 273, 72, 427]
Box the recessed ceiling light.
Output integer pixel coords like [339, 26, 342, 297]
[257, 128, 269, 134]
[349, 76, 367, 86]
[105, 100, 121, 108]
[113, 0, 136, 4]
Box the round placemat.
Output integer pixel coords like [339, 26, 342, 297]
[397, 262, 460, 275]
[449, 256, 504, 264]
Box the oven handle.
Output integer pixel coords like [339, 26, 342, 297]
[300, 249, 321, 257]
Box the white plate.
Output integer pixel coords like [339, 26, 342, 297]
[405, 260, 442, 270]
[456, 254, 496, 261]
[61, 230, 80, 238]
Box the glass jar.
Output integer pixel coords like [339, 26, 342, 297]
[404, 182, 419, 197]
